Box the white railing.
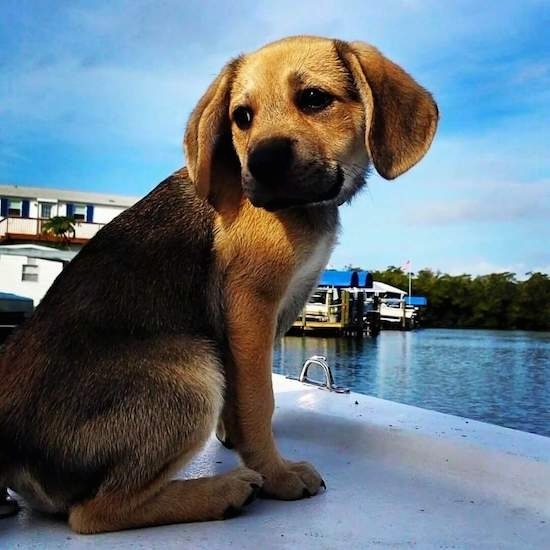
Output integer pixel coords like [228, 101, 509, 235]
[72, 221, 105, 239]
[0, 216, 105, 241]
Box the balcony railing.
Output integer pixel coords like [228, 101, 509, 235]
[0, 216, 105, 243]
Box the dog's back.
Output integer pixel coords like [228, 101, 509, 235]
[0, 169, 223, 511]
[30, 169, 218, 340]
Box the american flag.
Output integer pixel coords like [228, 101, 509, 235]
[402, 260, 411, 272]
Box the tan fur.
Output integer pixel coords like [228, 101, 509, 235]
[342, 41, 438, 179]
[187, 35, 436, 498]
[0, 35, 437, 533]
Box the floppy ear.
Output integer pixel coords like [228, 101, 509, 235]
[184, 58, 241, 200]
[338, 41, 438, 179]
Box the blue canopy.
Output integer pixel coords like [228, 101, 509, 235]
[406, 296, 428, 306]
[319, 270, 373, 288]
[0, 292, 34, 313]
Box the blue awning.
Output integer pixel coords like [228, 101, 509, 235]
[406, 296, 428, 306]
[0, 292, 34, 313]
[319, 270, 373, 288]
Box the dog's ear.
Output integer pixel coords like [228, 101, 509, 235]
[337, 41, 438, 179]
[184, 58, 241, 201]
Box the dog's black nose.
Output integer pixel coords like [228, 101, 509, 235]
[247, 138, 294, 183]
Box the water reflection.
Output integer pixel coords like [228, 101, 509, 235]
[272, 329, 550, 437]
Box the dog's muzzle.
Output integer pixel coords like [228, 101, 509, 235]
[244, 138, 344, 211]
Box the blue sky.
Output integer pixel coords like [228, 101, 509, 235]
[1, 0, 549, 276]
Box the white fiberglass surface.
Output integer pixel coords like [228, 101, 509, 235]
[2, 375, 549, 549]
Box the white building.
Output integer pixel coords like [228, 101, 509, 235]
[0, 185, 139, 245]
[0, 245, 77, 306]
[0, 185, 139, 305]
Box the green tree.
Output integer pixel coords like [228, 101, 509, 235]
[514, 273, 550, 330]
[42, 216, 76, 248]
[371, 267, 549, 331]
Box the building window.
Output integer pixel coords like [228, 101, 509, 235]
[40, 203, 53, 218]
[73, 204, 86, 221]
[22, 260, 39, 282]
[8, 199, 22, 217]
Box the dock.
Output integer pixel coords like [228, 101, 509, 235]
[289, 270, 427, 336]
[290, 287, 381, 337]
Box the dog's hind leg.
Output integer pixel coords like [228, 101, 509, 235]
[69, 466, 263, 534]
[65, 337, 263, 534]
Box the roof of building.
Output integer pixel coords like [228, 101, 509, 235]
[319, 270, 407, 296]
[368, 280, 407, 296]
[320, 270, 373, 287]
[0, 244, 77, 263]
[0, 184, 141, 208]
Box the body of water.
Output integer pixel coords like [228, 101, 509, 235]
[272, 329, 550, 438]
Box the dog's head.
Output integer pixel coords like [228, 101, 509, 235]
[184, 36, 438, 212]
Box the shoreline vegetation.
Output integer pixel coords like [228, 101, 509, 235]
[366, 267, 550, 331]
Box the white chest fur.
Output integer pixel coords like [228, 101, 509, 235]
[276, 231, 336, 335]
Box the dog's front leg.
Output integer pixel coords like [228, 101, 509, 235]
[222, 288, 324, 500]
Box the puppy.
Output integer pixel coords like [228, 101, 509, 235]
[0, 35, 437, 533]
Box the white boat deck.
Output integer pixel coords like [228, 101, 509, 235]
[2, 374, 549, 549]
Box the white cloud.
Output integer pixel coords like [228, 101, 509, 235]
[405, 179, 550, 225]
[1, 0, 549, 276]
[445, 259, 550, 279]
[513, 61, 550, 85]
[0, 57, 212, 149]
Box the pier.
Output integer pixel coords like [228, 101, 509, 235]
[290, 287, 381, 337]
[288, 270, 426, 337]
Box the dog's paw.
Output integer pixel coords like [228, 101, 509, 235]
[261, 460, 325, 500]
[215, 467, 263, 519]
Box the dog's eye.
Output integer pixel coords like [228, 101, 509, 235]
[233, 106, 253, 130]
[297, 88, 334, 112]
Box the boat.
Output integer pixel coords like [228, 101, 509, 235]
[0, 291, 33, 343]
[379, 298, 419, 329]
[1, 370, 549, 548]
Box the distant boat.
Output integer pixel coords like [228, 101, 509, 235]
[294, 270, 427, 333]
[0, 291, 33, 342]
